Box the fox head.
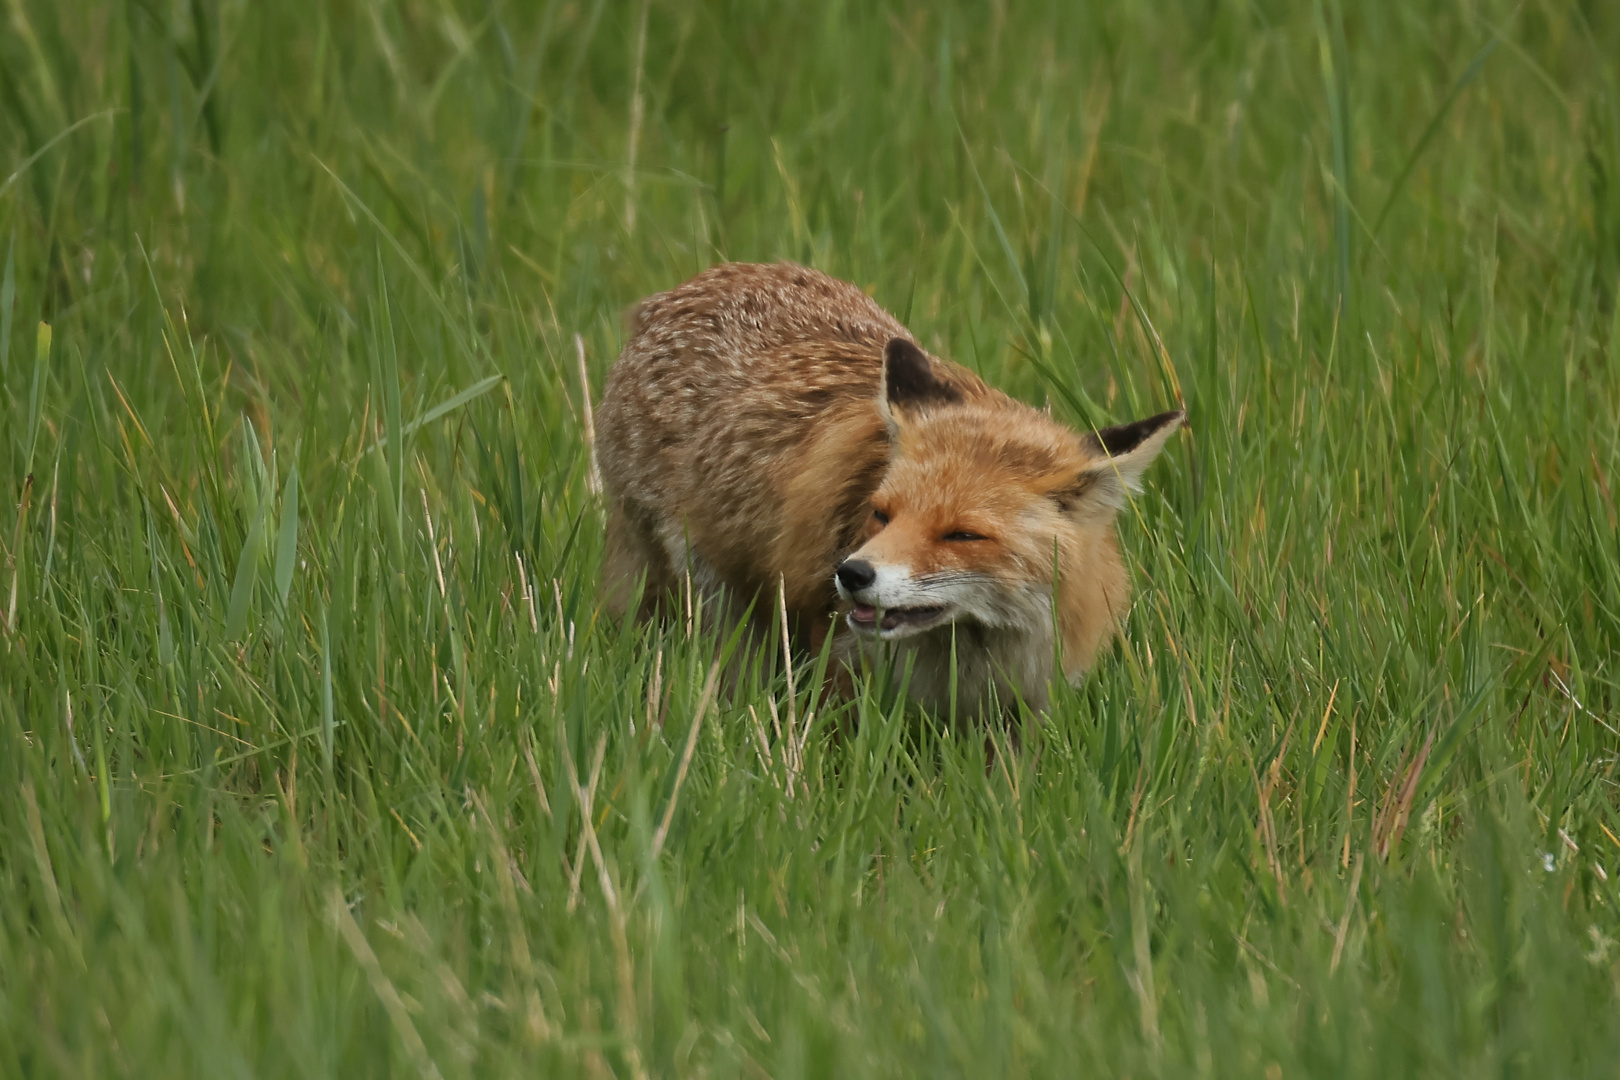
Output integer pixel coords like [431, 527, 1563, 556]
[834, 338, 1182, 678]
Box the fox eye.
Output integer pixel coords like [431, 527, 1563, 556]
[942, 530, 988, 542]
[871, 509, 890, 526]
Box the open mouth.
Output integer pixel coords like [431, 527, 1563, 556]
[848, 603, 947, 633]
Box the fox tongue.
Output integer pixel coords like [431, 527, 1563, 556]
[850, 603, 877, 626]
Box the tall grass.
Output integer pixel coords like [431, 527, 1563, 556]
[3, 1, 1619, 1075]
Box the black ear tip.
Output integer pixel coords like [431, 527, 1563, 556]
[1089, 408, 1186, 457]
[883, 338, 962, 408]
[883, 337, 928, 373]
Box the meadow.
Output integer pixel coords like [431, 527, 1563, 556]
[3, 0, 1620, 1075]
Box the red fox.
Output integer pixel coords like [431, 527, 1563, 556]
[597, 263, 1182, 716]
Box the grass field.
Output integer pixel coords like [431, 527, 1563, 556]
[4, 0, 1620, 1075]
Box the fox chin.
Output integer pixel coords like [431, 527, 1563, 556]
[596, 262, 1182, 719]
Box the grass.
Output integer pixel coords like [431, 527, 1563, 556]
[3, 0, 1620, 1075]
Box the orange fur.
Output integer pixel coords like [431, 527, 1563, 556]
[596, 262, 1182, 717]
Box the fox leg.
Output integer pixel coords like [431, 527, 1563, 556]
[602, 499, 674, 620]
[654, 523, 757, 641]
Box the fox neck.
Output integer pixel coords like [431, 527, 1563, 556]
[871, 613, 1056, 720]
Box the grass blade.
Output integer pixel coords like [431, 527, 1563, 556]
[367, 374, 505, 454]
[25, 322, 50, 477]
[0, 231, 13, 376]
[145, 499, 174, 665]
[320, 604, 334, 774]
[273, 463, 299, 606]
[224, 489, 270, 641]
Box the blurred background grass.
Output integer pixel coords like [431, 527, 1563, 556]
[3, 0, 1620, 1075]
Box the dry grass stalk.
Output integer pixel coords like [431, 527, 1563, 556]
[623, 0, 651, 235]
[1372, 728, 1435, 860]
[515, 551, 539, 633]
[1255, 720, 1295, 905]
[1330, 853, 1365, 973]
[652, 660, 721, 858]
[575, 333, 601, 497]
[470, 789, 552, 1044]
[564, 734, 607, 912]
[566, 741, 650, 1080]
[329, 887, 446, 1080]
[520, 734, 552, 820]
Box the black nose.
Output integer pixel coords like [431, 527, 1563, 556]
[836, 559, 876, 592]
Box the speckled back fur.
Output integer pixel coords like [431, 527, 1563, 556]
[597, 262, 995, 624]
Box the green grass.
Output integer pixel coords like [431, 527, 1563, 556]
[3, 0, 1620, 1075]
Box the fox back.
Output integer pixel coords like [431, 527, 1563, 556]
[596, 262, 1182, 716]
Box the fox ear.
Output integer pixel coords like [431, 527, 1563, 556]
[1055, 409, 1184, 518]
[881, 339, 960, 411]
[878, 338, 961, 442]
